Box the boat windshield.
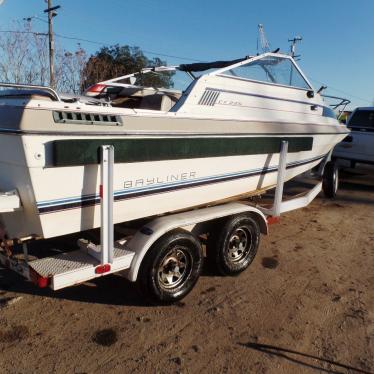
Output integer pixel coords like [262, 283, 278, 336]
[219, 56, 311, 90]
[110, 69, 193, 92]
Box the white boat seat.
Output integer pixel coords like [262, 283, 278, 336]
[138, 93, 180, 111]
[161, 95, 178, 111]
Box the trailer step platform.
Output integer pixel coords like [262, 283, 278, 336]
[29, 246, 134, 290]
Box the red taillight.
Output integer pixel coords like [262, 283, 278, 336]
[99, 184, 103, 199]
[95, 264, 111, 274]
[267, 216, 280, 225]
[86, 84, 106, 94]
[29, 268, 50, 288]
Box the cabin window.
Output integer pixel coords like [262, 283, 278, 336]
[220, 56, 311, 90]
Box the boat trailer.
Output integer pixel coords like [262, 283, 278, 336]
[0, 141, 336, 302]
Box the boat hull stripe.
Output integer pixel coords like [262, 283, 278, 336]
[38, 154, 324, 214]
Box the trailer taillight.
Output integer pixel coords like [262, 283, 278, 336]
[95, 264, 111, 274]
[267, 216, 280, 225]
[29, 268, 50, 288]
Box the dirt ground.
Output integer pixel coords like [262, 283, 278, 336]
[0, 168, 373, 374]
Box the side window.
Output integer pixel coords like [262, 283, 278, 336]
[221, 56, 310, 90]
[224, 64, 270, 82]
[349, 110, 374, 129]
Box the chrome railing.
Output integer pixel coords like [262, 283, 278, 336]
[0, 82, 61, 102]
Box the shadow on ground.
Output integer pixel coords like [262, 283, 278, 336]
[240, 342, 373, 374]
[0, 261, 218, 307]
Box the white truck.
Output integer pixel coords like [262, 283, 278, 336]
[333, 107, 374, 168]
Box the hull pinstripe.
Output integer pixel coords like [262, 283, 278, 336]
[37, 154, 325, 214]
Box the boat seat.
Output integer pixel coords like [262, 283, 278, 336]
[138, 93, 180, 111]
[160, 95, 179, 111]
[139, 94, 163, 110]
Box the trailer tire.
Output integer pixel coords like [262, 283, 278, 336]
[207, 214, 260, 276]
[322, 161, 338, 198]
[137, 229, 203, 304]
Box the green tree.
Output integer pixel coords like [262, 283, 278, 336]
[81, 45, 174, 90]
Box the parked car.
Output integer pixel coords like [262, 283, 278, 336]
[333, 107, 374, 168]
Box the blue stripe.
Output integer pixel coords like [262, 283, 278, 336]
[37, 154, 324, 210]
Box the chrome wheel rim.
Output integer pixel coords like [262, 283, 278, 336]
[227, 227, 251, 263]
[158, 247, 190, 289]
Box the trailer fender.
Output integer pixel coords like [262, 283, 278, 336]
[125, 202, 268, 282]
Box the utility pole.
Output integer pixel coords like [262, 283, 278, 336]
[44, 0, 60, 89]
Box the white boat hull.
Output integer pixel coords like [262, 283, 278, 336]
[0, 52, 350, 240]
[0, 132, 344, 239]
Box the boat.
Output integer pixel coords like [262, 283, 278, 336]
[0, 52, 349, 241]
[333, 106, 374, 167]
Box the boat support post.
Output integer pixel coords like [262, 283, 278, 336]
[259, 139, 323, 218]
[272, 140, 288, 217]
[100, 145, 114, 264]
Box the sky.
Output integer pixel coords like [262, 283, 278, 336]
[0, 0, 373, 109]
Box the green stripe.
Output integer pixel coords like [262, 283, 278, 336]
[52, 137, 313, 167]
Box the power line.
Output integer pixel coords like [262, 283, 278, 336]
[0, 30, 47, 36]
[30, 15, 202, 62]
[0, 29, 200, 62]
[309, 77, 371, 104]
[53, 33, 201, 62]
[23, 15, 48, 24]
[34, 16, 49, 24]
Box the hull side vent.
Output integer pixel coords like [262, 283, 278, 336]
[53, 111, 121, 126]
[198, 89, 220, 106]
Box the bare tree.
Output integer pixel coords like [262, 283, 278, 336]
[0, 21, 87, 93]
[56, 44, 87, 94]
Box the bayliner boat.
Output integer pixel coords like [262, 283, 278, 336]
[0, 52, 349, 240]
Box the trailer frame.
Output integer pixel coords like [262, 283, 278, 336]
[0, 141, 328, 300]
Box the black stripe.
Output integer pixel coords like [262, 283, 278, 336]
[0, 128, 349, 137]
[52, 137, 313, 166]
[210, 87, 317, 107]
[38, 155, 324, 214]
[210, 87, 336, 119]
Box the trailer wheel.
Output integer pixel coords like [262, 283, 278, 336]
[137, 229, 203, 303]
[207, 214, 260, 276]
[322, 161, 338, 198]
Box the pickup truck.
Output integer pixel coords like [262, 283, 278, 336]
[333, 107, 374, 167]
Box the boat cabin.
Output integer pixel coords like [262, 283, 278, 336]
[84, 53, 317, 112]
[0, 52, 348, 121]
